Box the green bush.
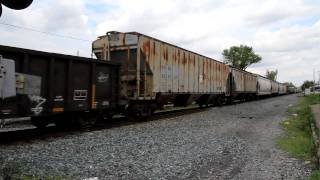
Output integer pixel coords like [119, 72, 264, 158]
[310, 170, 320, 180]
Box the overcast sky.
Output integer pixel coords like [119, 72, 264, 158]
[0, 0, 319, 86]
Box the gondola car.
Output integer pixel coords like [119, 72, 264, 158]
[0, 45, 120, 127]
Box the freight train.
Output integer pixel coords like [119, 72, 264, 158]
[0, 31, 290, 128]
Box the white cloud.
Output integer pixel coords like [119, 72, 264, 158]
[0, 0, 319, 86]
[0, 0, 93, 56]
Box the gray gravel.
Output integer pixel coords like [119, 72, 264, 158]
[0, 94, 311, 179]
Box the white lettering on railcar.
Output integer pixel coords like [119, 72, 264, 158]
[97, 72, 109, 83]
[28, 95, 46, 115]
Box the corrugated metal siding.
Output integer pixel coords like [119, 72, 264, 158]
[271, 81, 279, 94]
[244, 73, 257, 92]
[257, 76, 271, 95]
[138, 34, 229, 96]
[232, 69, 244, 92]
[232, 68, 257, 93]
[278, 84, 287, 94]
[94, 32, 230, 100]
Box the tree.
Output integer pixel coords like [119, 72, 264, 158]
[301, 80, 315, 90]
[222, 45, 262, 70]
[266, 69, 278, 81]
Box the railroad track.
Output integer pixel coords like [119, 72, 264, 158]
[0, 106, 210, 144]
[0, 95, 286, 144]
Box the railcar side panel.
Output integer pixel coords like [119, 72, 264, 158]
[271, 81, 279, 94]
[0, 45, 120, 120]
[244, 73, 257, 92]
[257, 76, 272, 95]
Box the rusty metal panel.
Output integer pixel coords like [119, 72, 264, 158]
[257, 76, 271, 95]
[172, 48, 179, 92]
[215, 63, 219, 92]
[187, 53, 191, 92]
[178, 49, 184, 92]
[225, 66, 229, 92]
[221, 65, 225, 93]
[198, 56, 204, 92]
[218, 63, 221, 93]
[109, 32, 138, 47]
[232, 68, 245, 92]
[154, 40, 161, 93]
[209, 61, 214, 92]
[232, 68, 257, 93]
[244, 73, 257, 92]
[183, 52, 188, 92]
[219, 63, 222, 92]
[207, 59, 211, 92]
[167, 45, 173, 92]
[201, 58, 205, 93]
[203, 58, 208, 93]
[190, 54, 194, 92]
[160, 43, 167, 92]
[271, 81, 279, 94]
[213, 61, 217, 92]
[194, 55, 199, 93]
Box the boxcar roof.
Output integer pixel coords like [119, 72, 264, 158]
[0, 44, 119, 65]
[107, 31, 228, 66]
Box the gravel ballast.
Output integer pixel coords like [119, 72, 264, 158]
[0, 94, 311, 179]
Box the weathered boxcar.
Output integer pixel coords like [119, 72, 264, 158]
[278, 83, 287, 95]
[92, 31, 230, 114]
[256, 75, 272, 96]
[0, 45, 120, 127]
[271, 81, 279, 95]
[229, 68, 257, 100]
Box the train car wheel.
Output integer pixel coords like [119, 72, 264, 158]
[31, 117, 50, 128]
[54, 114, 76, 128]
[226, 97, 233, 105]
[97, 113, 113, 122]
[105, 113, 114, 120]
[76, 114, 97, 128]
[215, 96, 224, 106]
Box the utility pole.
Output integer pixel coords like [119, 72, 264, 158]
[318, 71, 320, 85]
[313, 69, 315, 84]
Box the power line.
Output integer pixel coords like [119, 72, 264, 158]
[0, 22, 92, 42]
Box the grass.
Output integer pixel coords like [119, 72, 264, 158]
[277, 94, 320, 179]
[310, 170, 320, 180]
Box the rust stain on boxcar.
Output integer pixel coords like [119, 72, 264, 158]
[193, 55, 195, 67]
[153, 42, 156, 56]
[182, 52, 186, 64]
[143, 40, 151, 59]
[165, 47, 168, 60]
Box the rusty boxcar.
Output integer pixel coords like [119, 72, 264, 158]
[229, 68, 257, 100]
[256, 75, 272, 96]
[278, 83, 287, 95]
[271, 81, 279, 95]
[92, 31, 230, 115]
